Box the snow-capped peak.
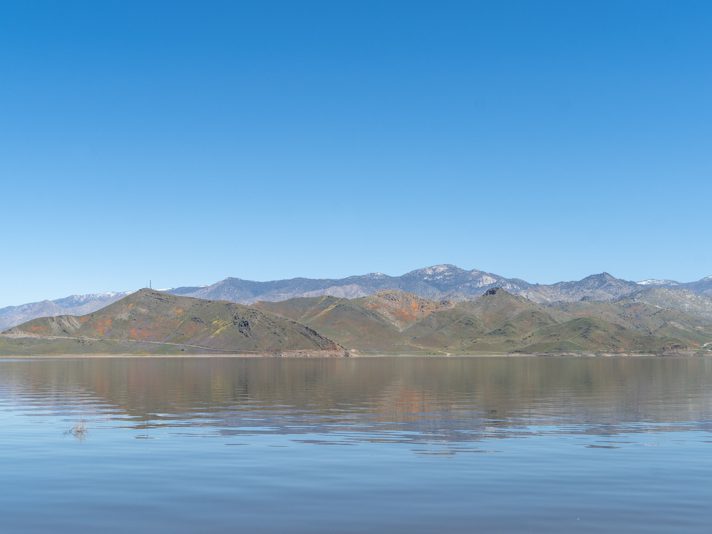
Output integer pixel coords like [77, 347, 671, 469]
[423, 264, 455, 275]
[416, 264, 462, 280]
[637, 279, 679, 286]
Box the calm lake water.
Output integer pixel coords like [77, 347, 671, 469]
[1, 356, 712, 533]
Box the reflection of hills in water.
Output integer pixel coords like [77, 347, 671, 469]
[2, 357, 712, 444]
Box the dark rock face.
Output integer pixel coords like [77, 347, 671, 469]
[235, 318, 251, 337]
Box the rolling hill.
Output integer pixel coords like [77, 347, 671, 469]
[1, 290, 342, 356]
[257, 288, 712, 355]
[0, 292, 128, 332]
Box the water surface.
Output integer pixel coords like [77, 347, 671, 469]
[1, 356, 712, 532]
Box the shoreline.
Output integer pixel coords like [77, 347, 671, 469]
[0, 350, 708, 360]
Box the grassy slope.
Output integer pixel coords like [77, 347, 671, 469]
[2, 290, 340, 355]
[550, 300, 712, 348]
[0, 336, 223, 355]
[258, 289, 712, 354]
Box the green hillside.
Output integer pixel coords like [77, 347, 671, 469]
[258, 288, 712, 354]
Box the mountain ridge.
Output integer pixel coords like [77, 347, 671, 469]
[3, 265, 712, 330]
[3, 287, 711, 356]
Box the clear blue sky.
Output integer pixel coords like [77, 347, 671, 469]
[1, 0, 711, 306]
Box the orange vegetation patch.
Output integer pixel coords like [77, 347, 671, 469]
[365, 297, 439, 325]
[181, 322, 202, 337]
[128, 327, 153, 341]
[92, 317, 114, 337]
[391, 306, 421, 323]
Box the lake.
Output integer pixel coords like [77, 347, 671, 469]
[1, 356, 712, 533]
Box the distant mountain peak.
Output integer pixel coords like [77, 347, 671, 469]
[413, 264, 462, 275]
[426, 263, 458, 270]
[576, 272, 631, 287]
[587, 272, 616, 281]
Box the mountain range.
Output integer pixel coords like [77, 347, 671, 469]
[171, 265, 712, 304]
[2, 265, 711, 331]
[3, 286, 711, 356]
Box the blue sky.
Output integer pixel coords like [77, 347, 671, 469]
[1, 0, 711, 306]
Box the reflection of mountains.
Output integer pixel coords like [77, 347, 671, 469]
[2, 358, 712, 442]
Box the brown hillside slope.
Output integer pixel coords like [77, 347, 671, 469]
[5, 289, 341, 354]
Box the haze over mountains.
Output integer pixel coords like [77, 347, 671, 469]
[0, 292, 129, 332]
[1, 264, 711, 332]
